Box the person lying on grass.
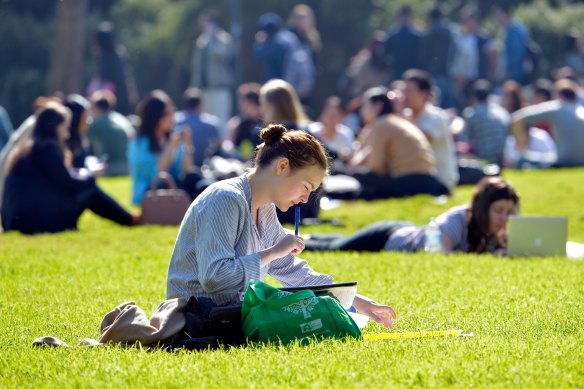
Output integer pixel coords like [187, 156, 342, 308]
[166, 124, 396, 328]
[305, 176, 519, 255]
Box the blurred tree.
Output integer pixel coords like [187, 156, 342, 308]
[0, 0, 58, 124]
[88, 0, 118, 19]
[46, 0, 89, 96]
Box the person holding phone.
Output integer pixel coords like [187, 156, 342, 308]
[2, 102, 139, 234]
[128, 90, 213, 205]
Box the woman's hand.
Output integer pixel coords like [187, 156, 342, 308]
[260, 235, 305, 267]
[180, 125, 192, 144]
[497, 229, 508, 248]
[273, 234, 305, 257]
[352, 294, 397, 329]
[90, 164, 106, 178]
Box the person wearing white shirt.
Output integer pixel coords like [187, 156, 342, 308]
[402, 69, 459, 192]
[511, 78, 584, 167]
[308, 96, 355, 161]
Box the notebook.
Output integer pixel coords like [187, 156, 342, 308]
[507, 216, 567, 257]
[280, 282, 358, 309]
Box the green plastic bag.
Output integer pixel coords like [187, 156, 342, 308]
[241, 279, 361, 345]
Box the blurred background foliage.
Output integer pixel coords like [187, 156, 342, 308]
[2, 0, 584, 124]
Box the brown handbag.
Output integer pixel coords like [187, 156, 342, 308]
[140, 172, 192, 226]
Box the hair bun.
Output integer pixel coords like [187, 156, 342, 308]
[259, 124, 287, 145]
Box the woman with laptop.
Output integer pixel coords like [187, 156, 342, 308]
[166, 123, 397, 328]
[305, 176, 520, 255]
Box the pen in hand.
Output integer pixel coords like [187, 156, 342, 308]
[295, 206, 300, 236]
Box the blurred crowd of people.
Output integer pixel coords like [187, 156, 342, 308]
[2, 3, 584, 234]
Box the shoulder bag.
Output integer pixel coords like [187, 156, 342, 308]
[141, 172, 191, 225]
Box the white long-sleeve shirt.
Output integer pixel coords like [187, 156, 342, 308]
[166, 173, 333, 304]
[411, 104, 459, 190]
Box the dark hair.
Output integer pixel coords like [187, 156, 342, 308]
[253, 124, 329, 172]
[429, 5, 443, 22]
[33, 103, 71, 142]
[554, 78, 578, 101]
[7, 103, 71, 173]
[63, 94, 90, 129]
[91, 90, 117, 111]
[183, 87, 202, 110]
[502, 80, 526, 113]
[363, 86, 393, 117]
[369, 30, 388, 69]
[63, 94, 90, 159]
[258, 12, 282, 36]
[533, 78, 552, 101]
[136, 90, 173, 153]
[398, 5, 412, 18]
[95, 21, 116, 52]
[403, 69, 433, 92]
[467, 177, 520, 253]
[472, 79, 491, 102]
[564, 28, 581, 52]
[238, 83, 261, 106]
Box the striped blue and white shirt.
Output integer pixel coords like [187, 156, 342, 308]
[166, 173, 333, 304]
[462, 102, 510, 165]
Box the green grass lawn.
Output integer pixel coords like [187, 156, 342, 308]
[1, 169, 583, 387]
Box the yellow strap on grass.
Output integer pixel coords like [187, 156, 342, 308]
[363, 330, 464, 341]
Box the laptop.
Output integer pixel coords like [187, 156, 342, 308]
[507, 216, 568, 257]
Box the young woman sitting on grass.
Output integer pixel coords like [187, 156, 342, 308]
[166, 124, 397, 328]
[305, 176, 520, 255]
[1, 102, 139, 234]
[128, 90, 213, 206]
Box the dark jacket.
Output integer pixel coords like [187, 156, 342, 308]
[476, 29, 492, 81]
[418, 22, 456, 77]
[1, 140, 96, 234]
[385, 24, 423, 81]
